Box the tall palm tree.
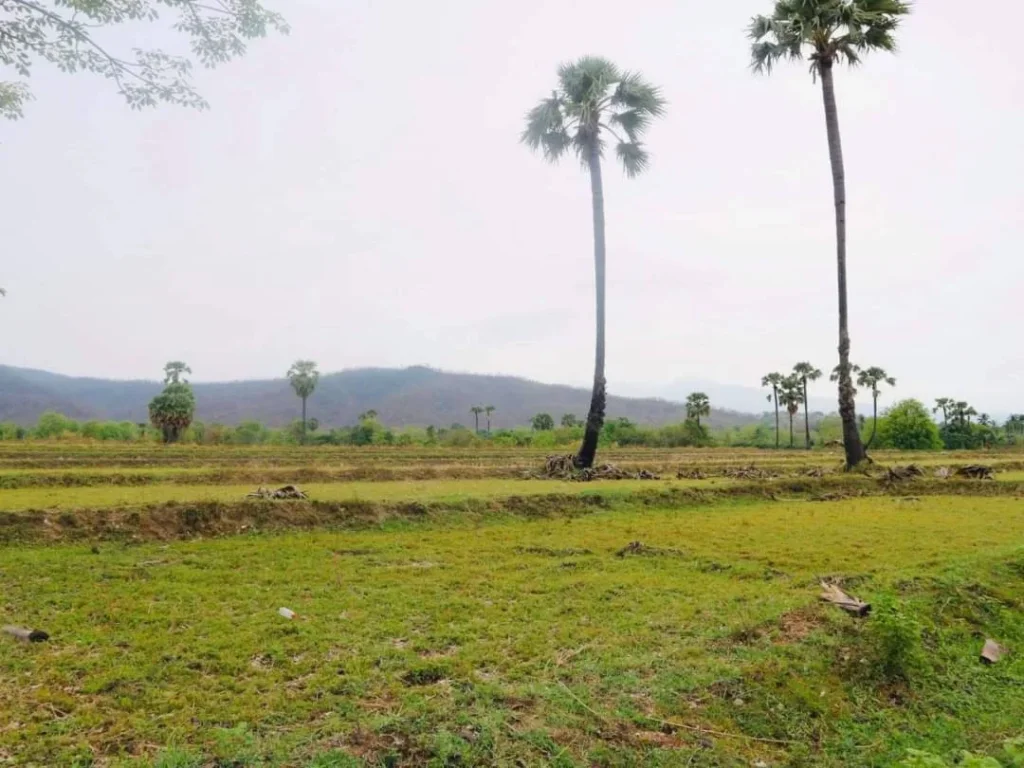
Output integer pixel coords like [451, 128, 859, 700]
[523, 57, 665, 469]
[933, 397, 954, 426]
[484, 405, 496, 434]
[792, 362, 822, 449]
[470, 406, 484, 434]
[778, 375, 805, 448]
[749, 0, 910, 469]
[761, 372, 785, 449]
[856, 366, 895, 449]
[685, 392, 711, 429]
[287, 360, 320, 445]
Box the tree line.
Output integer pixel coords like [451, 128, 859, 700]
[6, 359, 1018, 453]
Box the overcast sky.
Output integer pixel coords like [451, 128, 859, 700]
[1, 0, 1021, 413]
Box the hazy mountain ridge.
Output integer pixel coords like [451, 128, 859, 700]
[0, 365, 764, 429]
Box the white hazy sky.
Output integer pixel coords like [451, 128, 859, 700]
[1, 0, 1021, 413]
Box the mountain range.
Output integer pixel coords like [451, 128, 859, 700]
[0, 365, 767, 430]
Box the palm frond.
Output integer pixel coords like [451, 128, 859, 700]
[616, 141, 650, 178]
[521, 95, 571, 162]
[609, 108, 651, 142]
[610, 72, 666, 118]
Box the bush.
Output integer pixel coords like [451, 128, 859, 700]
[866, 593, 923, 682]
[875, 400, 943, 450]
[34, 411, 79, 439]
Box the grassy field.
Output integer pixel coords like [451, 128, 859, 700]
[2, 445, 1023, 767]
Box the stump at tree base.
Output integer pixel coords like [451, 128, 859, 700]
[819, 582, 871, 617]
[956, 465, 994, 480]
[3, 625, 49, 643]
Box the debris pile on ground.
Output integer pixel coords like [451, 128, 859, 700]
[246, 485, 309, 500]
[615, 541, 686, 558]
[884, 464, 924, 482]
[804, 467, 828, 478]
[676, 468, 708, 480]
[537, 456, 660, 482]
[956, 465, 994, 480]
[724, 464, 776, 480]
[819, 581, 871, 617]
[934, 466, 953, 479]
[543, 455, 577, 476]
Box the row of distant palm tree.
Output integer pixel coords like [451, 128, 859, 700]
[469, 405, 496, 434]
[762, 364, 821, 449]
[524, 0, 911, 469]
[933, 398, 982, 429]
[761, 363, 895, 449]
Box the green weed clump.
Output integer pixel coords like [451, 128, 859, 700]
[867, 592, 925, 682]
[896, 736, 1024, 767]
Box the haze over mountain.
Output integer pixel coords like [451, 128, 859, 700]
[0, 365, 765, 430]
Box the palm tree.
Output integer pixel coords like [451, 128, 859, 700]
[286, 361, 320, 445]
[749, 0, 910, 469]
[359, 410, 379, 422]
[470, 406, 484, 434]
[761, 372, 784, 449]
[484, 405, 496, 434]
[778, 375, 805, 448]
[855, 367, 895, 450]
[523, 57, 665, 469]
[933, 397, 954, 426]
[792, 362, 822, 449]
[163, 361, 192, 385]
[685, 392, 711, 429]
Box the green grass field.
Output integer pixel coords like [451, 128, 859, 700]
[2, 445, 1023, 767]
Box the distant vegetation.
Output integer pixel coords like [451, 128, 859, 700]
[4, 398, 1017, 451]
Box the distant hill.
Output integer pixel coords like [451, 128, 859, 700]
[0, 365, 763, 430]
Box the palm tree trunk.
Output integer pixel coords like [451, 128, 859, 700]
[576, 141, 607, 469]
[774, 388, 780, 449]
[474, 413, 479, 433]
[789, 412, 795, 448]
[820, 62, 867, 469]
[802, 379, 811, 450]
[301, 396, 307, 445]
[866, 393, 879, 449]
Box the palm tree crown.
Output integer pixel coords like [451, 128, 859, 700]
[749, 0, 911, 75]
[522, 57, 665, 178]
[287, 360, 320, 400]
[163, 361, 192, 385]
[793, 362, 822, 383]
[685, 392, 711, 424]
[856, 366, 896, 396]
